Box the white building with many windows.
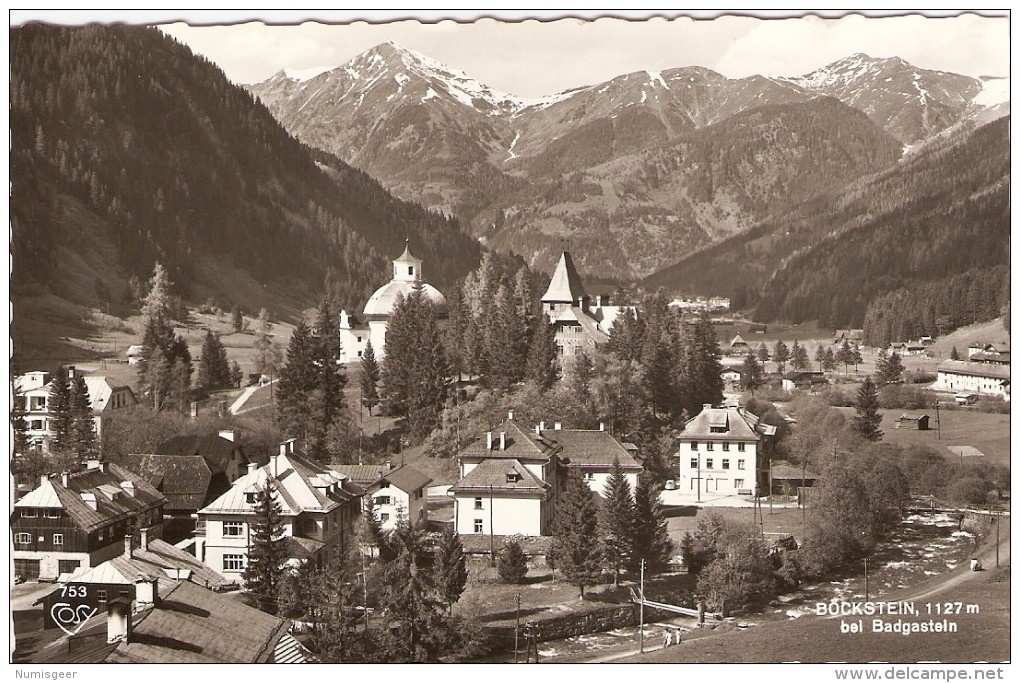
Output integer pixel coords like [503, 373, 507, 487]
[675, 404, 763, 498]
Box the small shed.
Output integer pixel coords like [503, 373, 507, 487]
[896, 413, 930, 430]
[126, 345, 144, 365]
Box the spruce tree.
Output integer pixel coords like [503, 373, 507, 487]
[850, 343, 863, 371]
[197, 329, 230, 392]
[949, 346, 961, 361]
[525, 318, 559, 391]
[629, 472, 674, 574]
[550, 468, 603, 597]
[243, 483, 286, 614]
[835, 340, 854, 374]
[231, 305, 244, 333]
[69, 376, 98, 459]
[756, 342, 770, 365]
[741, 351, 763, 394]
[822, 346, 837, 372]
[773, 340, 790, 375]
[852, 377, 883, 442]
[360, 341, 381, 416]
[878, 352, 904, 386]
[12, 387, 29, 456]
[815, 344, 826, 372]
[496, 537, 529, 585]
[599, 458, 636, 586]
[277, 320, 317, 440]
[676, 312, 724, 418]
[790, 340, 810, 371]
[48, 367, 74, 453]
[433, 528, 469, 613]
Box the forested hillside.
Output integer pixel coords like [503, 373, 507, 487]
[645, 117, 1010, 330]
[10, 25, 482, 318]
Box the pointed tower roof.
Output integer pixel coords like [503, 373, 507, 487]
[541, 251, 587, 303]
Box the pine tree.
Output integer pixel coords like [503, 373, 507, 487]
[496, 537, 529, 585]
[136, 263, 192, 411]
[599, 458, 636, 586]
[756, 342, 770, 365]
[822, 347, 837, 372]
[773, 341, 790, 375]
[741, 351, 764, 394]
[877, 352, 904, 386]
[243, 483, 286, 615]
[360, 341, 381, 416]
[12, 386, 29, 456]
[69, 375, 98, 459]
[525, 318, 559, 391]
[852, 377, 883, 442]
[850, 343, 863, 371]
[790, 341, 810, 371]
[48, 367, 74, 453]
[231, 305, 244, 333]
[277, 321, 317, 440]
[230, 360, 243, 388]
[814, 344, 826, 372]
[835, 340, 854, 374]
[433, 528, 469, 613]
[197, 329, 230, 392]
[676, 312, 724, 418]
[950, 346, 961, 361]
[567, 349, 598, 427]
[629, 472, 675, 574]
[550, 468, 603, 597]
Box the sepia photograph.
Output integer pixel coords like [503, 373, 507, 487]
[7, 9, 1011, 674]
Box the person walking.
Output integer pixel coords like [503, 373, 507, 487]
[662, 627, 672, 648]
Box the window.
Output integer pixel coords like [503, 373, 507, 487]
[506, 472, 520, 484]
[722, 459, 730, 470]
[53, 534, 64, 546]
[222, 521, 244, 537]
[357, 336, 363, 343]
[375, 495, 392, 506]
[380, 513, 390, 522]
[710, 426, 726, 434]
[223, 554, 245, 571]
[97, 590, 107, 602]
[15, 533, 31, 544]
[21, 509, 36, 518]
[738, 442, 746, 452]
[734, 479, 744, 490]
[244, 492, 258, 505]
[30, 420, 44, 431]
[474, 519, 483, 533]
[45, 509, 60, 519]
[690, 441, 698, 451]
[690, 458, 698, 469]
[582, 472, 595, 482]
[706, 442, 714, 451]
[738, 460, 745, 470]
[549, 304, 555, 312]
[98, 530, 105, 542]
[357, 351, 363, 357]
[722, 442, 730, 452]
[408, 266, 414, 276]
[706, 459, 714, 469]
[474, 497, 483, 510]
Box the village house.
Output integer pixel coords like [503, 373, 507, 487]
[721, 367, 743, 388]
[895, 413, 931, 430]
[933, 359, 1010, 401]
[727, 334, 750, 354]
[117, 429, 250, 543]
[12, 460, 166, 581]
[544, 424, 642, 496]
[967, 340, 1010, 359]
[541, 250, 614, 360]
[193, 439, 364, 582]
[25, 579, 308, 664]
[450, 414, 561, 537]
[333, 462, 433, 530]
[675, 404, 768, 498]
[13, 367, 137, 451]
[781, 370, 829, 392]
[832, 329, 863, 344]
[338, 240, 446, 363]
[889, 341, 928, 357]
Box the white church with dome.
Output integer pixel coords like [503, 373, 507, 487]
[338, 241, 446, 363]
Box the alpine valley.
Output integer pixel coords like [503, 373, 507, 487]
[250, 43, 1010, 306]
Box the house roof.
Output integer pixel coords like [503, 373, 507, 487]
[542, 251, 587, 303]
[83, 376, 134, 412]
[457, 419, 560, 462]
[363, 280, 446, 318]
[898, 413, 930, 421]
[937, 360, 1011, 381]
[117, 453, 220, 512]
[378, 464, 433, 493]
[14, 463, 167, 533]
[105, 580, 293, 663]
[280, 535, 326, 560]
[544, 429, 642, 470]
[200, 450, 362, 516]
[451, 458, 548, 495]
[155, 435, 245, 472]
[331, 463, 388, 487]
[729, 334, 748, 347]
[678, 406, 762, 443]
[970, 351, 1010, 364]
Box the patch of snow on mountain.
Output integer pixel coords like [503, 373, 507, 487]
[505, 131, 521, 162]
[647, 70, 669, 89]
[974, 77, 1010, 107]
[422, 88, 438, 103]
[640, 90, 647, 104]
[283, 66, 333, 83]
[297, 87, 324, 113]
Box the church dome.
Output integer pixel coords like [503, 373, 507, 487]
[363, 281, 446, 319]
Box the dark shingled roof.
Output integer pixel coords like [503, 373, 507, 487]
[938, 359, 1011, 380]
[451, 459, 548, 494]
[155, 435, 245, 472]
[332, 463, 389, 487]
[378, 464, 433, 493]
[118, 453, 225, 512]
[457, 419, 560, 462]
[545, 429, 642, 470]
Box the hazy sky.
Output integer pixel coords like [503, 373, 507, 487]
[12, 10, 1011, 95]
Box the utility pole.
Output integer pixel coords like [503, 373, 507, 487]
[864, 557, 869, 602]
[996, 510, 1000, 568]
[696, 453, 701, 503]
[489, 484, 495, 566]
[514, 593, 521, 663]
[639, 559, 646, 653]
[801, 457, 808, 527]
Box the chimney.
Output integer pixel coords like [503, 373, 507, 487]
[106, 596, 132, 644]
[540, 421, 546, 431]
[67, 366, 76, 380]
[499, 432, 506, 450]
[218, 429, 235, 442]
[599, 421, 605, 432]
[61, 472, 69, 487]
[190, 401, 198, 419]
[247, 462, 258, 474]
[534, 425, 541, 436]
[385, 460, 393, 472]
[486, 431, 493, 450]
[139, 527, 150, 550]
[123, 534, 133, 560]
[508, 409, 514, 421]
[595, 294, 603, 307]
[86, 458, 102, 471]
[554, 422, 562, 431]
[285, 437, 297, 454]
[40, 475, 48, 487]
[270, 453, 279, 478]
[134, 577, 158, 608]
[121, 480, 135, 497]
[279, 442, 287, 458]
[703, 404, 713, 411]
